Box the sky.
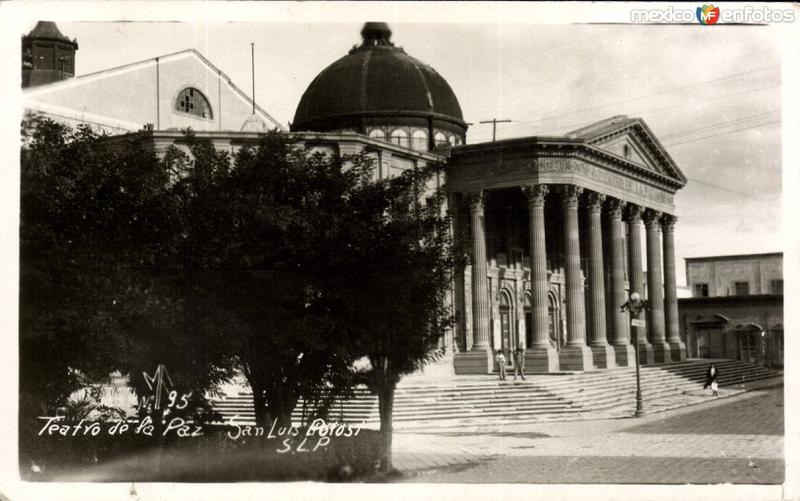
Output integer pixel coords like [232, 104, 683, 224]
[4, 5, 789, 287]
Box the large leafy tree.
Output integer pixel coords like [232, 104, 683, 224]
[22, 119, 456, 476]
[338, 163, 459, 472]
[19, 118, 234, 421]
[181, 132, 372, 427]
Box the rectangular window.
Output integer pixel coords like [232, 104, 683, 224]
[734, 281, 750, 296]
[694, 283, 709, 297]
[770, 280, 783, 295]
[34, 44, 54, 70]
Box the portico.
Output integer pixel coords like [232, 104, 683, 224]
[449, 117, 688, 374]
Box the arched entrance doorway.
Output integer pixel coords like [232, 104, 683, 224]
[498, 290, 516, 363]
[524, 292, 532, 348]
[547, 291, 561, 351]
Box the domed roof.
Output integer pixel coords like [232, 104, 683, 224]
[291, 23, 466, 134]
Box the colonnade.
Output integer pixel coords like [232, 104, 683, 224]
[461, 184, 686, 373]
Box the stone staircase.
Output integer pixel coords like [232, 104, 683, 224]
[210, 359, 781, 427]
[527, 358, 781, 418]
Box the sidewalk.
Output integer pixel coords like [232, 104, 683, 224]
[392, 385, 784, 483]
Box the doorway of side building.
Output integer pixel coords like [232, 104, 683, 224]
[697, 326, 725, 358]
[731, 323, 763, 364]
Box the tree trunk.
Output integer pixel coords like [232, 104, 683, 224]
[377, 381, 396, 472]
[265, 388, 298, 428]
[251, 383, 269, 428]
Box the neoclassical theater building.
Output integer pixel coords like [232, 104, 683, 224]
[288, 23, 688, 374]
[23, 21, 689, 375]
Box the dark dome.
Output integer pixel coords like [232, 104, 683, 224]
[291, 23, 466, 139]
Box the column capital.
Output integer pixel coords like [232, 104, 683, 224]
[463, 191, 484, 212]
[522, 184, 549, 207]
[605, 197, 626, 218]
[623, 203, 642, 223]
[557, 185, 584, 208]
[583, 191, 606, 212]
[642, 208, 662, 228]
[660, 213, 678, 231]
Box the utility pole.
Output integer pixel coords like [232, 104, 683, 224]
[251, 43, 256, 114]
[479, 118, 512, 142]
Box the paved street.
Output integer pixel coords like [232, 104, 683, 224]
[394, 386, 784, 483]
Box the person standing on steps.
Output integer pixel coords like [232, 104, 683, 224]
[703, 363, 720, 397]
[495, 350, 507, 381]
[513, 342, 526, 380]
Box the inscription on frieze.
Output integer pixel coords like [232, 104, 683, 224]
[536, 158, 672, 205]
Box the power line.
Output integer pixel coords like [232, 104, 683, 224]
[659, 111, 779, 140]
[468, 83, 780, 142]
[686, 178, 755, 197]
[663, 120, 779, 147]
[469, 64, 779, 138]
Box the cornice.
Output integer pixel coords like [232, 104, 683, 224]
[451, 138, 684, 192]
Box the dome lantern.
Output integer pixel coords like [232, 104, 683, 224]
[360, 22, 393, 47]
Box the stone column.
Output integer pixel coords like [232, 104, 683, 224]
[523, 184, 559, 372]
[585, 192, 615, 368]
[469, 192, 490, 350]
[558, 185, 593, 371]
[607, 198, 636, 366]
[661, 214, 687, 361]
[624, 204, 654, 365]
[643, 209, 670, 363]
[453, 191, 493, 374]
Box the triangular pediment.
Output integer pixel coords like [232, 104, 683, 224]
[567, 116, 687, 185]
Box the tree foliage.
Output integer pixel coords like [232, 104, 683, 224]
[184, 132, 374, 426]
[19, 118, 234, 420]
[336, 162, 459, 471]
[21, 120, 456, 472]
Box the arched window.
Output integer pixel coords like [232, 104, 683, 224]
[411, 130, 428, 151]
[176, 87, 213, 119]
[434, 131, 447, 147]
[368, 128, 386, 141]
[390, 129, 409, 148]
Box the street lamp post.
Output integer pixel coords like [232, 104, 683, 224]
[621, 292, 649, 417]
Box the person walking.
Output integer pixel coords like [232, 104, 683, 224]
[495, 350, 507, 381]
[703, 363, 720, 397]
[513, 342, 526, 380]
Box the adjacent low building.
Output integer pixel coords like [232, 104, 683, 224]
[679, 253, 783, 367]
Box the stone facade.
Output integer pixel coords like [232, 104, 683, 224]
[679, 295, 783, 368]
[686, 253, 783, 297]
[681, 253, 783, 368]
[448, 119, 688, 374]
